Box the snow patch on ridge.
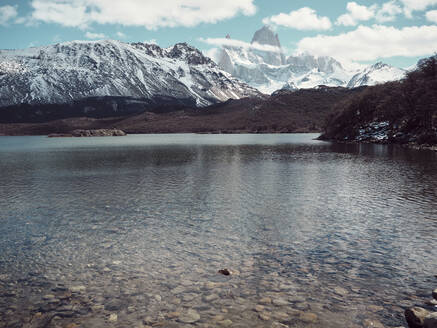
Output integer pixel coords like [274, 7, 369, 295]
[0, 40, 260, 108]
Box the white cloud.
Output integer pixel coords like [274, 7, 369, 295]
[376, 1, 403, 23]
[204, 48, 220, 62]
[29, 0, 256, 29]
[400, 0, 437, 18]
[336, 2, 376, 26]
[116, 31, 127, 39]
[31, 1, 89, 27]
[262, 7, 332, 31]
[297, 24, 437, 63]
[85, 31, 106, 39]
[0, 5, 18, 26]
[199, 37, 284, 53]
[426, 10, 437, 22]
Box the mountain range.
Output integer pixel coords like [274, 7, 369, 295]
[216, 26, 406, 94]
[0, 40, 259, 109]
[0, 26, 410, 127]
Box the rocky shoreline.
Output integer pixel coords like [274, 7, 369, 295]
[1, 262, 435, 328]
[48, 129, 127, 138]
[317, 136, 437, 152]
[405, 287, 437, 328]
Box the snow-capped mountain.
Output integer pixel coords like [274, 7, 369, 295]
[347, 62, 407, 88]
[217, 26, 405, 94]
[0, 40, 260, 108]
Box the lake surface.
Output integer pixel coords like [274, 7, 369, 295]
[0, 134, 436, 328]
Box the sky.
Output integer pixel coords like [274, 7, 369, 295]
[1, 0, 437, 68]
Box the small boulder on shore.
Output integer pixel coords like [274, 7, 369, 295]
[405, 307, 437, 328]
[405, 307, 430, 328]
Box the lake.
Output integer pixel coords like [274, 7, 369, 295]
[0, 134, 436, 328]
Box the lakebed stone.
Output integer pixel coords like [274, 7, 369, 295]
[166, 311, 180, 319]
[42, 294, 55, 300]
[178, 309, 200, 323]
[368, 305, 385, 312]
[424, 312, 437, 328]
[334, 287, 349, 296]
[109, 313, 118, 322]
[259, 297, 272, 305]
[254, 305, 265, 312]
[218, 319, 233, 326]
[405, 307, 430, 328]
[258, 312, 271, 321]
[70, 286, 86, 293]
[363, 319, 385, 328]
[272, 298, 289, 306]
[204, 294, 219, 302]
[299, 312, 318, 323]
[273, 311, 289, 321]
[426, 299, 437, 306]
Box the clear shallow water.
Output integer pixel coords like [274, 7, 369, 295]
[0, 134, 436, 328]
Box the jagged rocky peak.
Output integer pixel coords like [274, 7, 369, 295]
[132, 41, 212, 65]
[131, 42, 164, 57]
[249, 26, 285, 66]
[371, 62, 389, 70]
[251, 25, 281, 48]
[167, 42, 213, 65]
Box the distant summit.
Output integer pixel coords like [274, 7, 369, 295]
[251, 26, 282, 49]
[216, 26, 405, 94]
[347, 62, 406, 88]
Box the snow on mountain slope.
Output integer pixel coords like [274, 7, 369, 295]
[347, 62, 406, 88]
[216, 26, 405, 94]
[0, 40, 260, 108]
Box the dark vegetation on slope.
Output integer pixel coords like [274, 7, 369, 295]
[0, 96, 197, 124]
[320, 56, 437, 146]
[0, 87, 362, 135]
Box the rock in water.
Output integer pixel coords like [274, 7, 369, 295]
[299, 312, 318, 323]
[218, 269, 230, 276]
[433, 289, 437, 300]
[424, 312, 437, 328]
[70, 286, 86, 293]
[405, 307, 430, 328]
[108, 313, 117, 322]
[178, 309, 200, 323]
[426, 299, 437, 306]
[363, 319, 385, 328]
